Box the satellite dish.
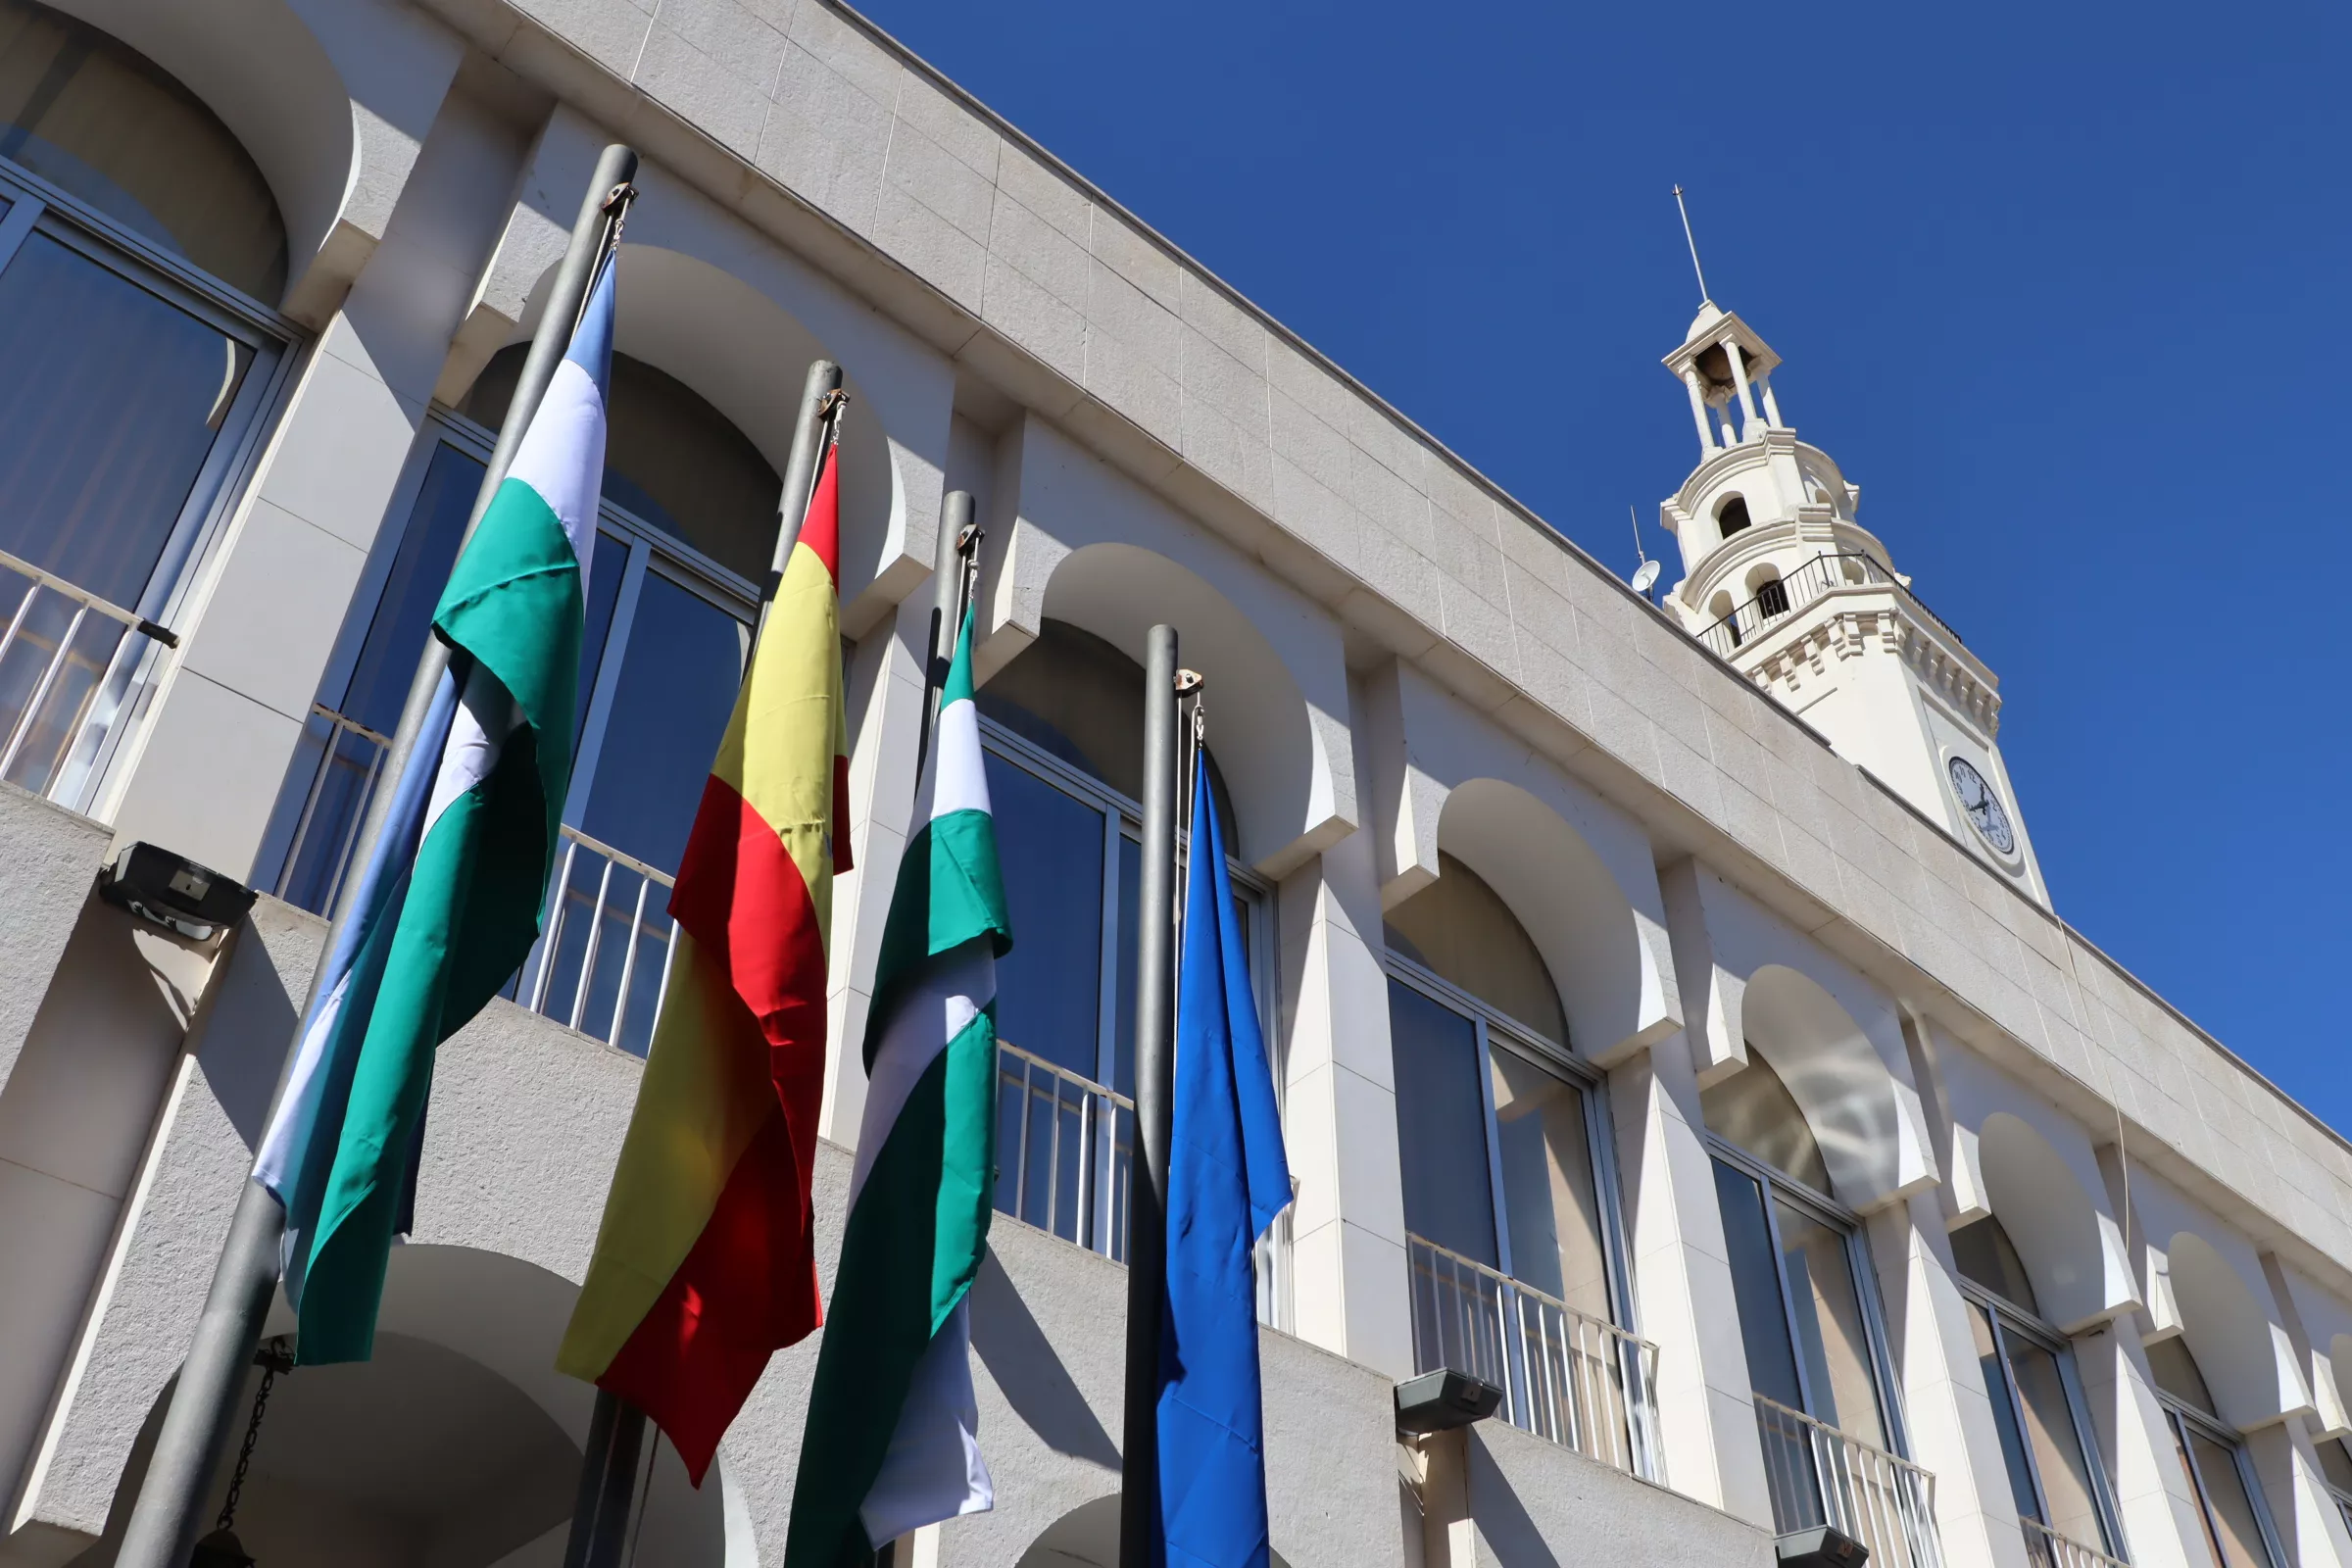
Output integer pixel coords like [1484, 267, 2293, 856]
[1631, 559, 1661, 595]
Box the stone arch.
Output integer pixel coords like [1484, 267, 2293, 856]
[1014, 1494, 1293, 1568]
[90, 1247, 737, 1564]
[1975, 1111, 2113, 1331]
[1032, 541, 1322, 875]
[470, 243, 898, 597]
[43, 0, 353, 286]
[1737, 964, 1917, 1208]
[1429, 776, 1656, 1061]
[2166, 1232, 2305, 1431]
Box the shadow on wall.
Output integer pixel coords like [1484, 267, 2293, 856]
[1466, 1431, 1563, 1568]
[970, 1250, 1121, 1470]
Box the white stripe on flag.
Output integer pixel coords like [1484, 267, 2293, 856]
[927, 696, 990, 822]
[859, 1298, 992, 1544]
[423, 662, 518, 836]
[847, 937, 993, 1208]
[500, 355, 608, 573]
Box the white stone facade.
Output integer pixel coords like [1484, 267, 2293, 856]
[0, 4, 2344, 1568]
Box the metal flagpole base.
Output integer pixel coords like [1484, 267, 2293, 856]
[561, 1390, 648, 1568]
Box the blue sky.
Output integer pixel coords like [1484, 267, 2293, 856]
[855, 0, 2350, 1136]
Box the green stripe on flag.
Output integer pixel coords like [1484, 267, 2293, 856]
[863, 808, 1009, 1069]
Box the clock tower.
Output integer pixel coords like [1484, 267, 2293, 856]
[1656, 300, 2049, 903]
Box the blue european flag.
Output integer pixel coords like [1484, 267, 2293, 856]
[1156, 756, 1293, 1568]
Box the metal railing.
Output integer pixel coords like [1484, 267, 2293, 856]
[995, 1041, 1135, 1260]
[1698, 551, 1961, 661]
[1755, 1394, 1943, 1568]
[513, 825, 679, 1057]
[0, 547, 172, 813]
[1407, 1233, 1660, 1479]
[272, 706, 391, 915]
[2020, 1517, 2127, 1568]
[992, 1041, 1291, 1329]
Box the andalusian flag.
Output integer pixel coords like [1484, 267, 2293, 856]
[784, 611, 1010, 1565]
[557, 418, 853, 1482]
[255, 258, 613, 1362]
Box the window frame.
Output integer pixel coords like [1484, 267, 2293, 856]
[2150, 1377, 2289, 1568]
[1707, 1129, 1915, 1459]
[1383, 948, 1639, 1337]
[0, 154, 298, 624]
[1957, 1274, 2130, 1558]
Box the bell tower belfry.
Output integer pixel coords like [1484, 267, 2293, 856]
[1655, 298, 2049, 903]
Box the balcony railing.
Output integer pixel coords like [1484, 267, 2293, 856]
[1407, 1233, 1661, 1480]
[512, 825, 678, 1057]
[1698, 551, 1961, 661]
[2020, 1517, 2127, 1568]
[0, 546, 173, 813]
[991, 1041, 1292, 1329]
[272, 705, 391, 916]
[1755, 1394, 1943, 1568]
[995, 1041, 1135, 1261]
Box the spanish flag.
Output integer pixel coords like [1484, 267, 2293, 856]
[557, 419, 851, 1483]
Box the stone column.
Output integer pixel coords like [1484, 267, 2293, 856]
[1683, 368, 1720, 456]
[1863, 1195, 2034, 1568]
[1723, 335, 1761, 440]
[1757, 372, 1785, 429]
[1604, 1030, 1774, 1526]
[1278, 824, 1413, 1379]
[2076, 1325, 2213, 1568]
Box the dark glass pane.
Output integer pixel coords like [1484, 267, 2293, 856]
[1712, 1157, 1805, 1410]
[1488, 1048, 1607, 1315]
[577, 572, 745, 872]
[1389, 979, 1495, 1266]
[573, 532, 624, 748]
[1972, 1302, 2044, 1524]
[2186, 1427, 2275, 1568]
[1774, 1197, 1886, 1446]
[986, 752, 1104, 1081]
[0, 231, 251, 609]
[340, 443, 481, 733]
[2010, 1335, 2110, 1552]
[1112, 831, 1138, 1096]
[1951, 1215, 2041, 1315]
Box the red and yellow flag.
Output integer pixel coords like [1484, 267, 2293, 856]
[557, 428, 852, 1483]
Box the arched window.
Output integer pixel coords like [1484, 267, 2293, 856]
[1384, 858, 1643, 1470]
[0, 0, 287, 299]
[1753, 568, 1790, 619]
[267, 364, 784, 1056]
[976, 616, 1270, 1312]
[0, 0, 293, 808]
[2147, 1338, 2285, 1568]
[1705, 1054, 1922, 1561]
[1716, 494, 1752, 539]
[1952, 1215, 2127, 1565]
[463, 346, 780, 584]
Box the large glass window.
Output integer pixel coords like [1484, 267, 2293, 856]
[1383, 871, 1646, 1474]
[1707, 1055, 1936, 1568]
[0, 14, 290, 810]
[266, 387, 772, 1055]
[2145, 1337, 2284, 1568]
[976, 647, 1277, 1319]
[1950, 1215, 2127, 1566]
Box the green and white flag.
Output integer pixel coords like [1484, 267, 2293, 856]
[785, 610, 1011, 1565]
[255, 257, 612, 1363]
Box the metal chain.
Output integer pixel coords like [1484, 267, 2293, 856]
[215, 1354, 282, 1532]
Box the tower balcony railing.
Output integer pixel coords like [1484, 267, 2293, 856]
[2019, 1517, 2129, 1568]
[0, 545, 176, 815]
[1754, 1394, 1943, 1568]
[1406, 1232, 1661, 1481]
[1697, 551, 1961, 661]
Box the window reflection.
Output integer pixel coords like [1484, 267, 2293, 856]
[0, 230, 255, 610]
[1490, 1046, 1608, 1319]
[1774, 1197, 1887, 1447]
[1389, 978, 1496, 1267]
[985, 749, 1105, 1082]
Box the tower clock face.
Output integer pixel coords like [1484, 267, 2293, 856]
[1946, 757, 2016, 856]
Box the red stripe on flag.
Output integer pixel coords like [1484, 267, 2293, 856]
[800, 439, 841, 584]
[596, 1105, 815, 1484]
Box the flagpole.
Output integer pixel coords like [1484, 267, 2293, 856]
[113, 143, 641, 1568]
[1119, 623, 1180, 1568]
[914, 489, 976, 782]
[554, 348, 845, 1568]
